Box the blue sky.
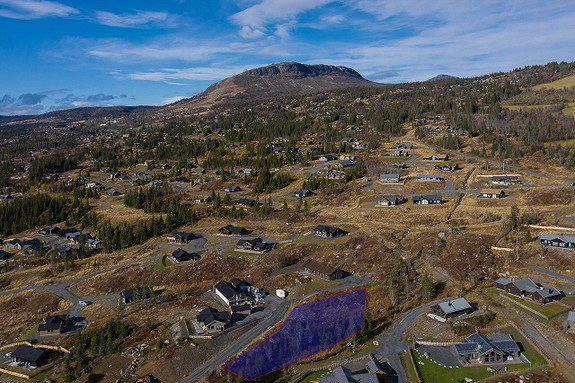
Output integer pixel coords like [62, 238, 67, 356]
[0, 0, 574, 115]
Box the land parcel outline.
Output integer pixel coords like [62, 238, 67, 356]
[224, 288, 367, 380]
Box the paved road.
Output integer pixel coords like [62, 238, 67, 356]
[375, 300, 452, 383]
[529, 266, 575, 285]
[179, 275, 373, 383]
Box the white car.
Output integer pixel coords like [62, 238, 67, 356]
[5, 352, 12, 358]
[78, 300, 89, 306]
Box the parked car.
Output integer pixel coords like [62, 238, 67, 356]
[78, 300, 90, 306]
[4, 352, 12, 358]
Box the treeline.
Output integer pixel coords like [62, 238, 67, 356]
[94, 206, 197, 252]
[302, 175, 340, 196]
[124, 187, 182, 213]
[252, 169, 294, 194]
[63, 318, 128, 382]
[29, 154, 77, 182]
[0, 194, 89, 237]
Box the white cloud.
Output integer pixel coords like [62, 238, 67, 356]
[0, 0, 78, 19]
[239, 25, 266, 39]
[94, 9, 178, 28]
[112, 65, 256, 83]
[81, 38, 231, 63]
[162, 96, 187, 105]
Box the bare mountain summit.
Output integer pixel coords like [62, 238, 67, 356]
[169, 62, 381, 110]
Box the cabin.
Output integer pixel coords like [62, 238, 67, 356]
[314, 225, 347, 238]
[169, 249, 200, 263]
[335, 160, 355, 169]
[196, 307, 231, 333]
[320, 360, 384, 383]
[302, 260, 345, 281]
[166, 231, 195, 244]
[214, 280, 249, 306]
[434, 163, 458, 172]
[236, 168, 253, 175]
[393, 143, 413, 150]
[412, 195, 443, 205]
[12, 346, 50, 368]
[416, 174, 442, 182]
[452, 332, 520, 364]
[423, 154, 449, 161]
[236, 198, 256, 207]
[434, 297, 473, 319]
[539, 233, 575, 250]
[292, 189, 316, 199]
[37, 314, 69, 335]
[194, 196, 212, 204]
[376, 195, 406, 207]
[0, 250, 10, 262]
[120, 286, 151, 304]
[495, 277, 562, 304]
[386, 149, 409, 157]
[235, 237, 275, 253]
[224, 185, 241, 192]
[323, 170, 346, 180]
[318, 155, 337, 162]
[219, 225, 249, 236]
[378, 173, 401, 183]
[38, 226, 63, 236]
[478, 190, 506, 199]
[490, 176, 521, 185]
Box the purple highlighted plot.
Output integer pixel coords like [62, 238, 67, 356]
[224, 289, 366, 380]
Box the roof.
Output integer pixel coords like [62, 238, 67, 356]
[480, 189, 505, 194]
[0, 250, 10, 260]
[237, 198, 255, 206]
[215, 280, 240, 300]
[121, 286, 151, 300]
[221, 225, 247, 234]
[461, 332, 521, 355]
[540, 233, 575, 243]
[376, 195, 404, 204]
[303, 260, 340, 277]
[413, 194, 442, 202]
[314, 225, 344, 234]
[437, 298, 472, 315]
[379, 173, 400, 178]
[197, 307, 230, 326]
[13, 346, 47, 363]
[171, 249, 199, 262]
[230, 304, 251, 312]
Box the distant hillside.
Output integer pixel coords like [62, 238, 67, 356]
[427, 74, 458, 81]
[169, 62, 382, 111]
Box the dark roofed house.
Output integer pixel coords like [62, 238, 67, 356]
[38, 314, 69, 335]
[393, 143, 413, 150]
[12, 345, 50, 367]
[39, 226, 62, 236]
[169, 249, 200, 263]
[335, 160, 355, 169]
[314, 225, 347, 238]
[121, 286, 151, 304]
[196, 307, 231, 333]
[0, 250, 10, 261]
[452, 332, 520, 364]
[412, 195, 443, 205]
[219, 225, 249, 236]
[194, 196, 212, 204]
[320, 359, 384, 383]
[225, 185, 241, 192]
[303, 260, 345, 281]
[292, 189, 316, 199]
[434, 297, 473, 319]
[376, 195, 406, 207]
[214, 280, 249, 306]
[166, 231, 195, 244]
[539, 233, 575, 250]
[236, 237, 275, 253]
[319, 154, 337, 162]
[495, 277, 562, 304]
[236, 198, 256, 207]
